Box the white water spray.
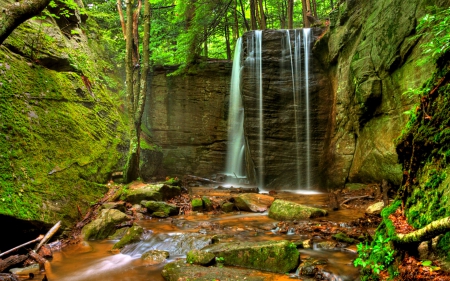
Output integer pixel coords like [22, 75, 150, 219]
[225, 38, 245, 177]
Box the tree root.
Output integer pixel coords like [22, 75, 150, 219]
[393, 216, 450, 244]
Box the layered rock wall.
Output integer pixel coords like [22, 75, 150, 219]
[320, 0, 450, 188]
[142, 63, 231, 180]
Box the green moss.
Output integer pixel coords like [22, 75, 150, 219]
[333, 232, 357, 244]
[112, 225, 144, 249]
[191, 198, 203, 211]
[0, 15, 127, 226]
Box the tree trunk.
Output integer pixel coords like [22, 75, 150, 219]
[301, 0, 310, 27]
[123, 0, 139, 183]
[394, 216, 450, 244]
[287, 0, 293, 29]
[233, 0, 239, 39]
[311, 0, 317, 18]
[117, 0, 126, 39]
[224, 17, 231, 60]
[249, 0, 257, 30]
[0, 0, 51, 45]
[239, 0, 250, 31]
[257, 0, 266, 30]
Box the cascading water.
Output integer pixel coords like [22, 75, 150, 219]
[283, 29, 312, 189]
[225, 38, 245, 178]
[245, 30, 264, 188]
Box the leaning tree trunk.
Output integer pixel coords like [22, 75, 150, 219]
[123, 0, 139, 183]
[0, 0, 51, 44]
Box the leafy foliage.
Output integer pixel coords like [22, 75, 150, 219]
[354, 235, 395, 279]
[416, 6, 450, 65]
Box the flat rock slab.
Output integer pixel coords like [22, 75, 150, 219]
[122, 184, 181, 204]
[162, 260, 293, 281]
[81, 209, 128, 240]
[233, 193, 274, 212]
[268, 199, 327, 221]
[200, 240, 299, 273]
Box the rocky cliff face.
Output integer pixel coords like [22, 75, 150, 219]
[0, 0, 126, 227]
[319, 0, 450, 188]
[142, 63, 231, 180]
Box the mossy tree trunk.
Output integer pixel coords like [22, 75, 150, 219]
[123, 0, 151, 183]
[0, 0, 51, 44]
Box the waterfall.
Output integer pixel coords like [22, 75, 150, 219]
[283, 29, 312, 189]
[304, 28, 311, 189]
[225, 38, 245, 178]
[243, 31, 263, 187]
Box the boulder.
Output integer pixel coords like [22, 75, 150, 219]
[162, 260, 277, 281]
[202, 196, 214, 211]
[186, 249, 216, 265]
[81, 209, 128, 240]
[365, 201, 385, 215]
[141, 250, 170, 265]
[112, 225, 144, 250]
[141, 201, 179, 216]
[221, 202, 235, 212]
[232, 193, 274, 212]
[102, 201, 127, 213]
[122, 184, 181, 204]
[192, 198, 203, 211]
[201, 240, 299, 273]
[268, 199, 327, 221]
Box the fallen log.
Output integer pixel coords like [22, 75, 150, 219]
[0, 273, 19, 281]
[184, 175, 221, 184]
[394, 216, 450, 244]
[0, 255, 27, 273]
[34, 221, 61, 252]
[0, 236, 43, 258]
[28, 250, 47, 269]
[340, 195, 373, 206]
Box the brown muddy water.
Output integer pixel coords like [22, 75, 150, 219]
[40, 191, 362, 281]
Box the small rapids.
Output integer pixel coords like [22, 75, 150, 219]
[44, 209, 360, 281]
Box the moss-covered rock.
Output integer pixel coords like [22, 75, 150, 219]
[202, 196, 213, 211]
[0, 8, 127, 227]
[201, 240, 300, 273]
[186, 249, 215, 265]
[112, 224, 144, 250]
[268, 199, 327, 221]
[191, 198, 203, 211]
[122, 184, 181, 204]
[141, 200, 179, 216]
[162, 259, 270, 281]
[221, 202, 235, 213]
[141, 250, 169, 265]
[232, 193, 274, 212]
[81, 209, 128, 240]
[332, 232, 357, 244]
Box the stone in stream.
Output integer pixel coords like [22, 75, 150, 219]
[232, 193, 274, 212]
[141, 200, 179, 217]
[9, 263, 40, 275]
[141, 250, 169, 265]
[191, 198, 203, 211]
[221, 202, 235, 212]
[365, 201, 384, 215]
[162, 259, 284, 281]
[112, 225, 144, 250]
[194, 240, 300, 273]
[186, 249, 216, 265]
[81, 209, 128, 240]
[268, 199, 327, 221]
[122, 184, 181, 204]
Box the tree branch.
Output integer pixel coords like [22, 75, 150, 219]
[394, 216, 450, 244]
[0, 0, 51, 45]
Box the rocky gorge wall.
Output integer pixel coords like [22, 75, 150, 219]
[0, 0, 127, 231]
[142, 63, 231, 180]
[319, 0, 450, 188]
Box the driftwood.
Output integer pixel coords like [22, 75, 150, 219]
[34, 221, 61, 252]
[394, 216, 450, 244]
[28, 250, 47, 269]
[0, 236, 43, 258]
[328, 190, 341, 210]
[0, 255, 27, 272]
[0, 273, 19, 281]
[340, 195, 374, 206]
[381, 179, 390, 207]
[184, 175, 221, 185]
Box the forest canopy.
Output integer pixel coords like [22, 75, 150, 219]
[81, 0, 334, 68]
